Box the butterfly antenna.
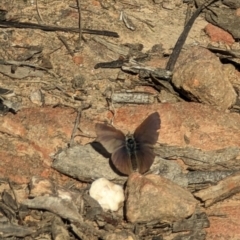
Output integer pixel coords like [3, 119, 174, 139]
[105, 88, 116, 126]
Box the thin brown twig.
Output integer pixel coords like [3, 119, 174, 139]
[166, 0, 219, 72]
[36, 0, 44, 23]
[69, 103, 91, 147]
[57, 35, 74, 57]
[0, 59, 58, 77]
[76, 0, 82, 48]
[0, 20, 119, 37]
[70, 108, 82, 147]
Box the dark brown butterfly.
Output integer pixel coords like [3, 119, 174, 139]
[95, 112, 161, 175]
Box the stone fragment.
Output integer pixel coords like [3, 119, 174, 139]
[125, 173, 197, 223]
[104, 231, 137, 240]
[23, 196, 83, 223]
[205, 7, 240, 39]
[194, 172, 240, 207]
[89, 178, 124, 211]
[204, 24, 235, 45]
[29, 89, 44, 106]
[29, 176, 55, 197]
[173, 46, 236, 110]
[52, 216, 70, 240]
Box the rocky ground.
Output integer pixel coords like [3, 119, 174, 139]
[0, 0, 240, 239]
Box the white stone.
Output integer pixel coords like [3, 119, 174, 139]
[89, 178, 124, 211]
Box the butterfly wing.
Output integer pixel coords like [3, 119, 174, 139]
[133, 112, 161, 173]
[135, 144, 155, 174]
[111, 146, 132, 175]
[134, 112, 161, 145]
[95, 123, 132, 175]
[95, 123, 125, 153]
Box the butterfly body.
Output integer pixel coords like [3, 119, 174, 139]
[95, 112, 161, 175]
[125, 134, 137, 155]
[125, 134, 139, 172]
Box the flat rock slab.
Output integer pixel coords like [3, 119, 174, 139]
[157, 145, 240, 171]
[1, 102, 240, 184]
[52, 144, 127, 183]
[53, 144, 188, 186]
[81, 102, 240, 150]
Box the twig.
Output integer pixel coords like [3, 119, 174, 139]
[131, 14, 155, 29]
[70, 108, 82, 147]
[184, 1, 194, 26]
[36, 0, 44, 23]
[0, 20, 119, 37]
[69, 103, 91, 147]
[76, 0, 82, 48]
[0, 59, 59, 77]
[57, 35, 74, 57]
[165, 0, 219, 72]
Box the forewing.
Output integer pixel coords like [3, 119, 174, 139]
[95, 123, 125, 153]
[134, 112, 160, 145]
[111, 146, 132, 175]
[135, 144, 155, 174]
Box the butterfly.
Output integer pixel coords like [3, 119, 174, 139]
[95, 112, 161, 175]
